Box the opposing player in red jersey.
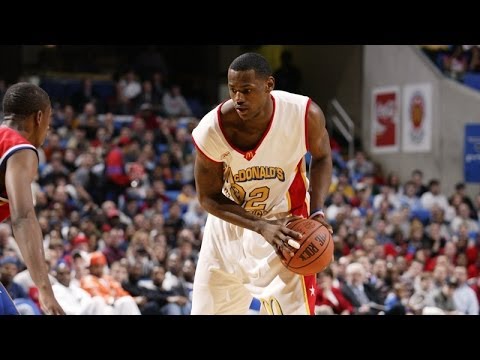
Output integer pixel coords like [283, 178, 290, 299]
[0, 82, 64, 315]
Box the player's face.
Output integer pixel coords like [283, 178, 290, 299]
[228, 69, 273, 121]
[35, 105, 52, 148]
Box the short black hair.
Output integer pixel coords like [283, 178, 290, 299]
[229, 52, 272, 78]
[3, 82, 50, 118]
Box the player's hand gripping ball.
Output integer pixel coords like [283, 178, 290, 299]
[283, 218, 333, 276]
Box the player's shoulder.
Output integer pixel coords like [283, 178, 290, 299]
[193, 105, 218, 131]
[271, 90, 309, 105]
[192, 103, 224, 143]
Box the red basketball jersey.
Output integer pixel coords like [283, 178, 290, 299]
[0, 126, 38, 222]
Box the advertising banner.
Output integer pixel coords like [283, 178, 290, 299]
[371, 86, 400, 153]
[402, 83, 433, 152]
[464, 124, 480, 183]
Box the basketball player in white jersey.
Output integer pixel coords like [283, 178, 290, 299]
[191, 52, 333, 315]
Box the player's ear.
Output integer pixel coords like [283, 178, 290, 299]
[35, 110, 42, 125]
[266, 76, 275, 92]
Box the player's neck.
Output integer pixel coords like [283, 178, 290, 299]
[1, 122, 31, 141]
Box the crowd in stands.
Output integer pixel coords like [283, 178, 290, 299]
[0, 58, 480, 315]
[315, 145, 480, 315]
[420, 45, 480, 91]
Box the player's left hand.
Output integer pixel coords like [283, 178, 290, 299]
[310, 214, 333, 234]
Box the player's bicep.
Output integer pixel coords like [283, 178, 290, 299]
[5, 150, 38, 218]
[194, 150, 225, 200]
[307, 102, 331, 159]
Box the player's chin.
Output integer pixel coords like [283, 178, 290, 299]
[235, 108, 250, 120]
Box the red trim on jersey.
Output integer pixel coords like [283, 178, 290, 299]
[191, 137, 223, 164]
[305, 98, 312, 152]
[288, 158, 308, 217]
[217, 95, 276, 161]
[303, 274, 316, 315]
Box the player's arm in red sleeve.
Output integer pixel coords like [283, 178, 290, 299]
[6, 149, 65, 315]
[307, 101, 333, 234]
[194, 146, 302, 258]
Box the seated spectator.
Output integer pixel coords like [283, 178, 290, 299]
[80, 252, 141, 315]
[426, 277, 462, 315]
[443, 45, 469, 81]
[315, 268, 353, 315]
[52, 262, 109, 315]
[341, 262, 383, 315]
[452, 266, 479, 315]
[137, 265, 190, 315]
[1, 257, 41, 315]
[162, 85, 192, 117]
[384, 282, 411, 315]
[469, 46, 480, 73]
[71, 78, 104, 113]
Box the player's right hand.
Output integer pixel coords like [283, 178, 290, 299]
[259, 215, 303, 260]
[39, 291, 65, 315]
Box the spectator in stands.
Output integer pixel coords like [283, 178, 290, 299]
[135, 82, 162, 115]
[104, 136, 132, 202]
[346, 150, 374, 183]
[138, 265, 190, 315]
[384, 282, 410, 315]
[468, 46, 480, 73]
[117, 70, 142, 115]
[0, 223, 21, 260]
[72, 151, 105, 204]
[135, 102, 161, 131]
[68, 250, 89, 288]
[1, 257, 42, 315]
[315, 267, 353, 315]
[410, 169, 428, 197]
[450, 182, 476, 220]
[151, 71, 167, 106]
[427, 277, 461, 314]
[443, 45, 469, 81]
[450, 203, 479, 234]
[421, 179, 455, 221]
[162, 85, 192, 117]
[470, 275, 480, 307]
[71, 78, 104, 113]
[52, 262, 108, 315]
[341, 262, 382, 315]
[408, 272, 434, 314]
[452, 265, 479, 314]
[80, 251, 141, 315]
[329, 169, 355, 201]
[399, 181, 423, 212]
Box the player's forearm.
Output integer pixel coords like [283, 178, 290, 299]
[199, 194, 266, 233]
[11, 215, 53, 293]
[309, 155, 332, 212]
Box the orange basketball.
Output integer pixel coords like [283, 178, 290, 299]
[283, 218, 333, 276]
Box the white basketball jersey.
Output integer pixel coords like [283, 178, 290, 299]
[192, 90, 312, 219]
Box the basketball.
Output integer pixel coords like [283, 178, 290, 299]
[283, 218, 333, 276]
